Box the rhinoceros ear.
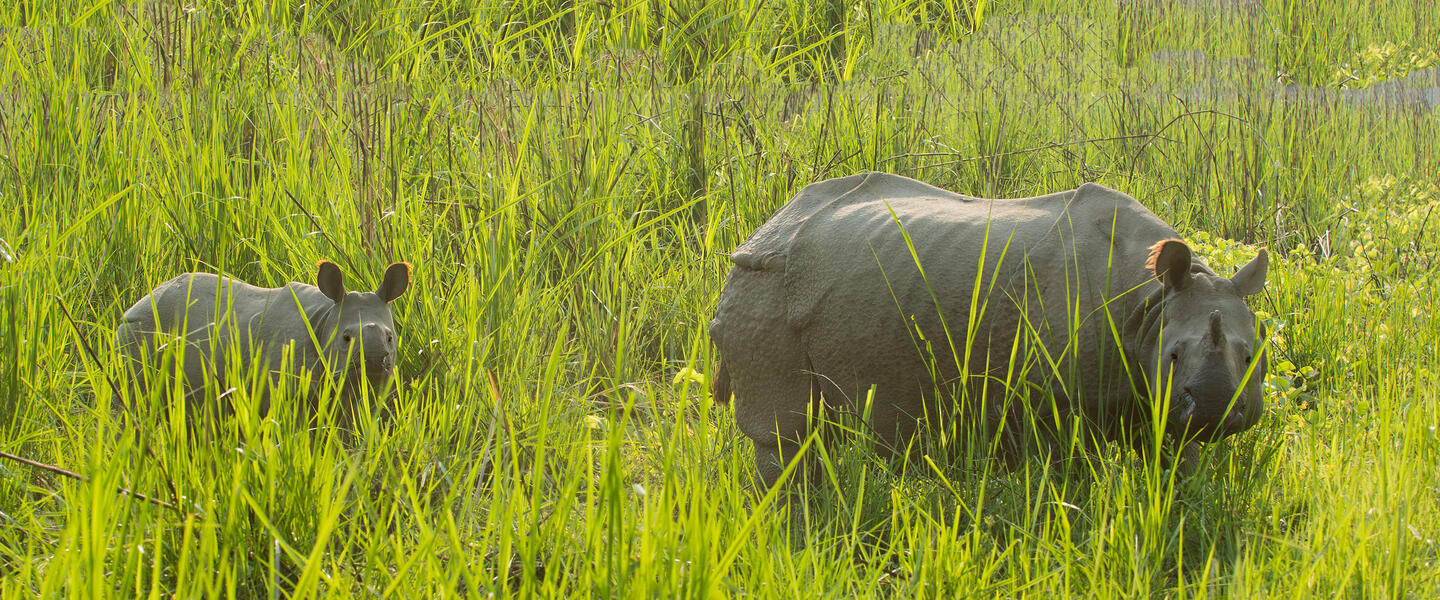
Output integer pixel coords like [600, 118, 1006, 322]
[316, 260, 346, 303]
[1230, 248, 1269, 296]
[377, 262, 410, 303]
[1147, 239, 1193, 290]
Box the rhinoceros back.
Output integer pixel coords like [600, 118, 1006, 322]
[119, 273, 330, 372]
[752, 173, 1063, 330]
[731, 173, 895, 272]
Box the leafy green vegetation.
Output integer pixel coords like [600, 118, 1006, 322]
[1, 0, 1437, 597]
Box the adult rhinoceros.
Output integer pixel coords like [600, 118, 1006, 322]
[116, 260, 410, 414]
[709, 172, 1269, 486]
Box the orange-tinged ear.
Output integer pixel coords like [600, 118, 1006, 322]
[1147, 239, 1192, 290]
[377, 262, 410, 303]
[317, 260, 345, 303]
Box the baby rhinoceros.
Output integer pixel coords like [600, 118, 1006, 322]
[116, 260, 410, 414]
[710, 172, 1270, 487]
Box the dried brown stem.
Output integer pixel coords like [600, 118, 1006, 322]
[0, 450, 184, 515]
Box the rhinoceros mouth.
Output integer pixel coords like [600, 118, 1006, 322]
[363, 365, 393, 384]
[327, 360, 393, 385]
[1176, 392, 1197, 420]
[1166, 392, 1198, 434]
[1167, 390, 1254, 441]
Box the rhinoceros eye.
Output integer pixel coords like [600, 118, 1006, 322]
[1169, 352, 1178, 363]
[342, 333, 352, 344]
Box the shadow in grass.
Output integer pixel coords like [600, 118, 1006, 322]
[763, 405, 1289, 594]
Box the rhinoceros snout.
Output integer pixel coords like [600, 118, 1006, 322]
[1169, 383, 1251, 439]
[365, 352, 394, 371]
[333, 320, 397, 380]
[1222, 409, 1248, 432]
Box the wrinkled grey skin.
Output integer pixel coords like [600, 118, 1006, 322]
[709, 172, 1269, 486]
[116, 261, 410, 413]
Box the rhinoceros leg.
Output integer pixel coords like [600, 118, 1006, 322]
[117, 289, 226, 414]
[114, 319, 153, 410]
[116, 321, 214, 409]
[713, 268, 817, 488]
[735, 352, 815, 489]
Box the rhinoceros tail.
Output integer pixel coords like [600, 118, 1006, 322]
[712, 361, 732, 406]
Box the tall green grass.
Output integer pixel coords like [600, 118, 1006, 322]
[1, 0, 1437, 596]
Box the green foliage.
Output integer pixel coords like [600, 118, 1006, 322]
[1332, 41, 1440, 88]
[2, 0, 1439, 597]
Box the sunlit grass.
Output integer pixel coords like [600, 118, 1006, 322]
[1, 0, 1438, 597]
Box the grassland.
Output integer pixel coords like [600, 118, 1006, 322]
[1, 0, 1439, 597]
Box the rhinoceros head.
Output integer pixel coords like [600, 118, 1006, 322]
[1129, 239, 1269, 441]
[315, 261, 410, 389]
